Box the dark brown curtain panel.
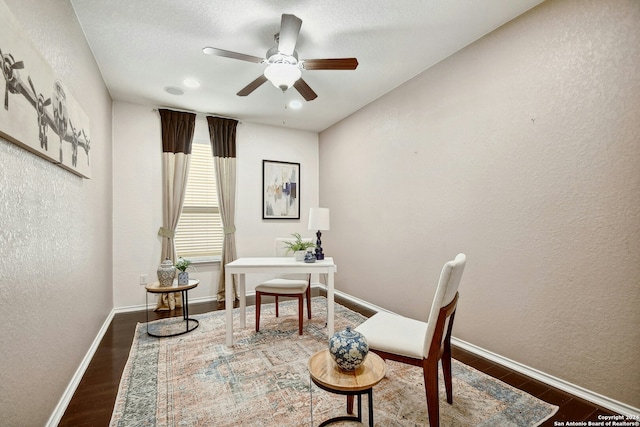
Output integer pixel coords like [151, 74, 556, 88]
[159, 109, 195, 154]
[208, 116, 237, 158]
[207, 116, 238, 301]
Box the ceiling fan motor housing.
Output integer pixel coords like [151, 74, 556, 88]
[265, 46, 299, 66]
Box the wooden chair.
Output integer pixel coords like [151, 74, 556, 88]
[255, 238, 313, 335]
[354, 253, 467, 427]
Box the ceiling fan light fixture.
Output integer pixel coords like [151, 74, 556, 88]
[264, 63, 301, 91]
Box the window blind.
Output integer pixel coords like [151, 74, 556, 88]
[174, 140, 223, 258]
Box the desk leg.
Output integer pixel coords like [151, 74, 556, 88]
[239, 274, 246, 329]
[327, 271, 335, 338]
[225, 270, 233, 346]
[310, 273, 320, 286]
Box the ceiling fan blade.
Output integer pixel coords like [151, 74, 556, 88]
[293, 78, 317, 101]
[203, 47, 263, 64]
[278, 14, 302, 56]
[237, 75, 268, 96]
[302, 58, 359, 70]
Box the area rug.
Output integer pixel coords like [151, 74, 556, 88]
[110, 297, 558, 426]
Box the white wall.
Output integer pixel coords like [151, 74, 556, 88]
[319, 0, 640, 410]
[112, 101, 319, 308]
[0, 0, 113, 425]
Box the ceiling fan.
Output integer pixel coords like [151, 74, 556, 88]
[203, 13, 358, 101]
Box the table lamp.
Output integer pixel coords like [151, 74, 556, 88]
[308, 207, 330, 260]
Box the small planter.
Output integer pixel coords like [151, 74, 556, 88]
[284, 233, 316, 261]
[177, 271, 189, 285]
[175, 257, 192, 285]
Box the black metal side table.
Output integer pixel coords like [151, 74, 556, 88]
[145, 279, 199, 337]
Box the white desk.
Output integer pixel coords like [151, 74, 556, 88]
[225, 257, 337, 346]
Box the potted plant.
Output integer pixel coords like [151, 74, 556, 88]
[175, 257, 192, 285]
[283, 232, 316, 261]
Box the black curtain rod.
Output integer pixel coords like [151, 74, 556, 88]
[152, 107, 241, 123]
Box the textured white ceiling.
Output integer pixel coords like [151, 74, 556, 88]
[70, 0, 544, 131]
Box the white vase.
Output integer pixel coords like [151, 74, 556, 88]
[157, 259, 175, 287]
[294, 250, 306, 261]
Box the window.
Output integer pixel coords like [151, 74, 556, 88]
[174, 140, 223, 260]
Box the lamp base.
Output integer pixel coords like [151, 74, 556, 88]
[315, 230, 325, 260]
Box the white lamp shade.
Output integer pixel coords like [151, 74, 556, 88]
[308, 207, 330, 231]
[264, 63, 301, 91]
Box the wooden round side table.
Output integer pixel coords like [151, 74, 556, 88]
[308, 349, 386, 427]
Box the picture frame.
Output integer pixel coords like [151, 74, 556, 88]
[0, 1, 91, 178]
[262, 160, 300, 219]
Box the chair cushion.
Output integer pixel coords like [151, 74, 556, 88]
[255, 278, 308, 294]
[355, 312, 428, 359]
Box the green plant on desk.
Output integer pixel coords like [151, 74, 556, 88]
[283, 232, 316, 254]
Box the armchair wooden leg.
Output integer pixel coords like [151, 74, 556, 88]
[306, 285, 312, 319]
[443, 313, 455, 405]
[423, 358, 440, 427]
[442, 344, 453, 404]
[256, 292, 261, 332]
[275, 296, 279, 317]
[298, 294, 303, 335]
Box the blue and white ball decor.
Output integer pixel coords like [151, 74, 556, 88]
[328, 326, 369, 371]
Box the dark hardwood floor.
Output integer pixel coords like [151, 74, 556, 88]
[59, 291, 619, 426]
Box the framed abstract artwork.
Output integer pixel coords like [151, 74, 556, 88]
[262, 160, 300, 219]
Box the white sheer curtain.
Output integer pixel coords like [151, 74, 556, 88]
[206, 116, 238, 302]
[156, 109, 195, 310]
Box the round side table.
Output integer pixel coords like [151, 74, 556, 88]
[308, 349, 386, 427]
[145, 279, 199, 337]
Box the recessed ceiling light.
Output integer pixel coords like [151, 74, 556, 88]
[183, 78, 200, 88]
[289, 100, 302, 110]
[164, 86, 184, 96]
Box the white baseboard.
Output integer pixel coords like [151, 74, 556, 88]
[322, 285, 640, 418]
[320, 285, 393, 314]
[49, 288, 639, 425]
[46, 295, 219, 425]
[46, 308, 116, 427]
[319, 284, 640, 419]
[451, 338, 640, 418]
[114, 294, 218, 314]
